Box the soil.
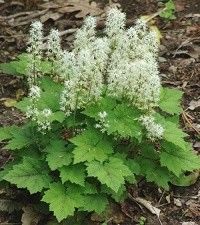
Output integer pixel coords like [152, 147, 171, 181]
[0, 0, 199, 225]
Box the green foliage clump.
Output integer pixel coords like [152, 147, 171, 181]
[159, 0, 176, 20]
[0, 8, 199, 224]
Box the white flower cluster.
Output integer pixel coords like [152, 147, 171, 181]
[26, 85, 52, 133]
[105, 8, 126, 45]
[106, 11, 160, 110]
[29, 85, 41, 100]
[59, 8, 160, 113]
[139, 115, 164, 140]
[47, 29, 62, 59]
[95, 111, 109, 133]
[27, 9, 163, 135]
[26, 106, 52, 133]
[47, 29, 62, 78]
[27, 21, 43, 85]
[59, 17, 109, 115]
[36, 108, 52, 132]
[74, 16, 96, 51]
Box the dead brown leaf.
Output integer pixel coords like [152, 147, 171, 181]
[173, 198, 182, 207]
[40, 12, 63, 23]
[185, 201, 200, 218]
[0, 199, 22, 213]
[175, 0, 186, 12]
[182, 222, 198, 225]
[188, 99, 200, 110]
[21, 206, 42, 225]
[40, 0, 103, 19]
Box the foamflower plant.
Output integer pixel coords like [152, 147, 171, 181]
[0, 8, 199, 223]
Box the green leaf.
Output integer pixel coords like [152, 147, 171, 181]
[136, 144, 171, 189]
[101, 184, 127, 202]
[45, 140, 73, 170]
[166, 0, 175, 10]
[42, 183, 83, 222]
[159, 87, 183, 115]
[0, 161, 18, 182]
[37, 94, 60, 112]
[5, 133, 30, 150]
[156, 115, 189, 150]
[0, 125, 18, 142]
[15, 97, 30, 112]
[0, 54, 52, 76]
[4, 125, 32, 150]
[0, 54, 29, 76]
[106, 104, 142, 140]
[113, 154, 139, 183]
[70, 128, 113, 164]
[87, 157, 132, 192]
[81, 194, 108, 214]
[85, 102, 143, 140]
[172, 171, 200, 187]
[4, 157, 52, 194]
[124, 159, 140, 183]
[159, 0, 176, 20]
[39, 76, 61, 92]
[49, 111, 66, 123]
[160, 142, 200, 177]
[66, 182, 98, 195]
[137, 157, 171, 190]
[82, 182, 98, 195]
[59, 164, 86, 186]
[83, 96, 117, 119]
[19, 77, 62, 112]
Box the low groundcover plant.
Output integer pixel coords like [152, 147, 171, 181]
[0, 8, 199, 223]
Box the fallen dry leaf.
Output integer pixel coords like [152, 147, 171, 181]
[165, 195, 171, 203]
[21, 206, 42, 225]
[189, 99, 200, 110]
[175, 0, 186, 12]
[185, 201, 200, 218]
[16, 89, 25, 100]
[134, 197, 161, 217]
[173, 198, 182, 207]
[40, 0, 103, 19]
[40, 12, 63, 22]
[182, 222, 198, 225]
[3, 98, 17, 107]
[0, 199, 22, 213]
[193, 142, 200, 148]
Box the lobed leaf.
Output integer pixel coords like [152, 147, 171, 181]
[4, 157, 52, 194]
[160, 142, 200, 177]
[87, 157, 132, 192]
[159, 87, 183, 115]
[81, 194, 108, 214]
[70, 128, 113, 163]
[137, 157, 171, 190]
[3, 125, 33, 150]
[156, 114, 189, 151]
[0, 125, 19, 142]
[45, 140, 73, 170]
[106, 104, 142, 140]
[59, 164, 86, 186]
[42, 183, 83, 222]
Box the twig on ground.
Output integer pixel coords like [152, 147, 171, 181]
[7, 9, 48, 27]
[182, 111, 200, 135]
[157, 190, 166, 206]
[2, 11, 32, 20]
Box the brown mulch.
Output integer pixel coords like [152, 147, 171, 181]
[0, 0, 200, 225]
